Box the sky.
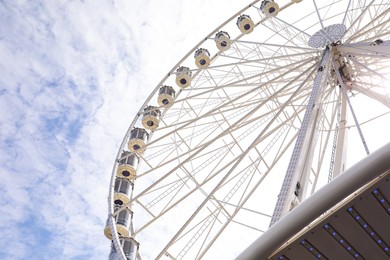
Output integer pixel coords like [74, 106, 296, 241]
[1, 1, 389, 260]
[0, 0, 253, 259]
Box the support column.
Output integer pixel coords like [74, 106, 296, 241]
[270, 47, 332, 226]
[333, 89, 348, 178]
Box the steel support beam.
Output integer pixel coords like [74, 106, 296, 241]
[270, 48, 331, 226]
[333, 89, 348, 178]
[337, 41, 390, 57]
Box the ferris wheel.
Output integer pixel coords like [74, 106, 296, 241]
[104, 0, 390, 259]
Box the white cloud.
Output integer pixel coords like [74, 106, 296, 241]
[0, 0, 254, 259]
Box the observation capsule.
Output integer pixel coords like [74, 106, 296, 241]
[157, 85, 176, 108]
[117, 151, 139, 179]
[194, 48, 211, 69]
[109, 237, 140, 260]
[114, 178, 133, 206]
[236, 14, 254, 34]
[142, 106, 161, 131]
[260, 0, 279, 17]
[104, 207, 133, 240]
[128, 128, 149, 154]
[175, 66, 192, 88]
[215, 31, 231, 51]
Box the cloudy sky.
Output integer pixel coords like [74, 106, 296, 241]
[0, 0, 253, 259]
[2, 1, 390, 260]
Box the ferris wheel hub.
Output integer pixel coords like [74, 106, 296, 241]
[308, 24, 346, 48]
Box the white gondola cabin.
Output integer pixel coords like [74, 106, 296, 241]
[175, 66, 192, 88]
[117, 151, 139, 180]
[114, 178, 133, 206]
[104, 207, 133, 240]
[142, 106, 161, 131]
[215, 31, 231, 51]
[157, 85, 176, 108]
[194, 48, 211, 69]
[236, 15, 254, 34]
[127, 128, 149, 154]
[260, 0, 279, 17]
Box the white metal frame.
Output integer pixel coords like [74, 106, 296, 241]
[106, 1, 390, 259]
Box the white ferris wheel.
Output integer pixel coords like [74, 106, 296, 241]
[104, 0, 390, 259]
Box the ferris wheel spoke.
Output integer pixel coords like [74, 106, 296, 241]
[134, 149, 240, 234]
[146, 102, 271, 165]
[353, 83, 390, 108]
[338, 42, 390, 57]
[352, 80, 384, 91]
[256, 21, 310, 51]
[318, 87, 340, 131]
[357, 30, 390, 44]
[352, 57, 390, 80]
[156, 60, 316, 258]
[141, 131, 227, 177]
[199, 57, 314, 94]
[166, 56, 316, 121]
[343, 53, 390, 63]
[232, 27, 311, 54]
[312, 0, 325, 29]
[344, 0, 375, 41]
[219, 110, 306, 193]
[289, 1, 337, 33]
[196, 131, 300, 259]
[157, 115, 298, 259]
[202, 71, 234, 111]
[274, 16, 312, 39]
[139, 90, 309, 203]
[347, 10, 390, 43]
[341, 0, 353, 25]
[344, 0, 372, 31]
[201, 51, 318, 72]
[139, 81, 316, 256]
[348, 54, 390, 80]
[175, 67, 312, 155]
[333, 59, 371, 155]
[134, 127, 294, 240]
[220, 104, 307, 180]
[153, 140, 240, 204]
[175, 171, 255, 258]
[133, 96, 284, 206]
[257, 23, 308, 51]
[232, 39, 315, 51]
[145, 99, 276, 166]
[177, 100, 262, 130]
[162, 89, 249, 121]
[142, 58, 317, 153]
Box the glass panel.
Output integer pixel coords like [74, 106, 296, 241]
[130, 129, 140, 139]
[117, 209, 131, 227]
[119, 179, 131, 194]
[126, 154, 138, 166]
[123, 239, 138, 260]
[114, 179, 121, 191]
